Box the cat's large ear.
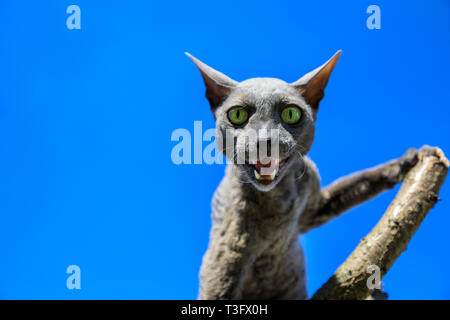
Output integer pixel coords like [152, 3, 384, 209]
[291, 50, 341, 114]
[186, 52, 237, 113]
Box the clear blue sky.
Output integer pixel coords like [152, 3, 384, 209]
[0, 1, 449, 299]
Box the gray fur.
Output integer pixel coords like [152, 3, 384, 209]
[187, 52, 339, 299]
[187, 51, 411, 299]
[200, 159, 321, 299]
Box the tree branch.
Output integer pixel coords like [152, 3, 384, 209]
[312, 146, 448, 300]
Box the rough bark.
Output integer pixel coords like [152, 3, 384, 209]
[312, 146, 448, 300]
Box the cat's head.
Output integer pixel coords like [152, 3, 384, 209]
[187, 51, 340, 191]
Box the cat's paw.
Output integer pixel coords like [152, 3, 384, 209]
[399, 147, 419, 171]
[417, 145, 445, 161]
[399, 145, 447, 178]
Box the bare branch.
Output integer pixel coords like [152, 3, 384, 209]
[312, 146, 448, 300]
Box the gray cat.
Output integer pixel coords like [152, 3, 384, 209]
[187, 52, 419, 299]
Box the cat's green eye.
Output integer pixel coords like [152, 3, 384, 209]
[281, 105, 302, 124]
[228, 107, 249, 125]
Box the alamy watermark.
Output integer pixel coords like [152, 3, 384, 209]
[366, 5, 381, 30]
[171, 121, 281, 175]
[366, 264, 382, 290]
[66, 265, 81, 290]
[66, 5, 81, 30]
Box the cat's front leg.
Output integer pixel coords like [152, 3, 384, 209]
[298, 146, 430, 233]
[199, 223, 259, 300]
[198, 248, 248, 299]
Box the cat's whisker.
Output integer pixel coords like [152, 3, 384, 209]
[294, 150, 307, 181]
[229, 164, 252, 184]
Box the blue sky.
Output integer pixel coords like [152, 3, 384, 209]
[0, 1, 449, 299]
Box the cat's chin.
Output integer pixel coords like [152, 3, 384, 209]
[250, 171, 286, 192]
[250, 180, 280, 192]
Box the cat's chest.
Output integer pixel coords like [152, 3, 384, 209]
[212, 176, 308, 241]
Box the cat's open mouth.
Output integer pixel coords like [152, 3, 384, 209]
[248, 157, 290, 186]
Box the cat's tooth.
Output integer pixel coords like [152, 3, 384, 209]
[269, 168, 278, 180]
[254, 170, 261, 180]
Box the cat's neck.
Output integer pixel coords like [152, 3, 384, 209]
[216, 159, 306, 238]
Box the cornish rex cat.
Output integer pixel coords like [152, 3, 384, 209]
[187, 51, 419, 299]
